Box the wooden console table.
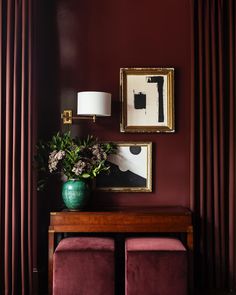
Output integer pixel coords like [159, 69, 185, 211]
[48, 206, 193, 294]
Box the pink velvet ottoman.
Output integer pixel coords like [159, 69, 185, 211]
[125, 237, 187, 295]
[53, 237, 115, 295]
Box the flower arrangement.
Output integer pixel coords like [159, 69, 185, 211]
[36, 132, 117, 190]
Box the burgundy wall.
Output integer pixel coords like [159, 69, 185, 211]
[37, 1, 191, 291]
[53, 0, 191, 208]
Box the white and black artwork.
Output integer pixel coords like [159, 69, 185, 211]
[96, 142, 152, 192]
[120, 68, 174, 133]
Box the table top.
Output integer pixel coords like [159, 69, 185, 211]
[49, 206, 192, 234]
[51, 206, 192, 215]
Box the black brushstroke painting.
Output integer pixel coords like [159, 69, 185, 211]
[134, 92, 146, 109]
[146, 76, 164, 122]
[129, 146, 141, 155]
[96, 162, 146, 188]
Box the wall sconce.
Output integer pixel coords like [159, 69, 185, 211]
[61, 91, 111, 124]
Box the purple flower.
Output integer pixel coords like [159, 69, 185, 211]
[72, 160, 87, 176]
[48, 150, 65, 173]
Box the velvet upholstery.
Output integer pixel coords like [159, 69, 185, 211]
[126, 237, 186, 251]
[53, 237, 115, 295]
[125, 238, 187, 295]
[54, 237, 115, 252]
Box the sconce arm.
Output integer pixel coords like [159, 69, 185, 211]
[61, 110, 96, 124]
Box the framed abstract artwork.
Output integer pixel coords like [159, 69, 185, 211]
[120, 68, 174, 133]
[96, 142, 152, 192]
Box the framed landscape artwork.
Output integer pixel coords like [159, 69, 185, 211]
[96, 142, 152, 192]
[120, 68, 174, 133]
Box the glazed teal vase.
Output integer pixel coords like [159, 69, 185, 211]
[62, 179, 91, 210]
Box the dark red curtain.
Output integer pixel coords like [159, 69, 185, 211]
[190, 0, 236, 291]
[0, 0, 36, 294]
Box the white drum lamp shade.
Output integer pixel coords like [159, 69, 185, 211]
[77, 91, 111, 116]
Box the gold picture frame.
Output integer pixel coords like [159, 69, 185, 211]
[96, 142, 152, 192]
[120, 68, 174, 133]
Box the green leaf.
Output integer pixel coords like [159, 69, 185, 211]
[81, 173, 90, 178]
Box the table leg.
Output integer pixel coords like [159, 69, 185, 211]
[48, 230, 55, 295]
[187, 226, 194, 294]
[187, 226, 194, 251]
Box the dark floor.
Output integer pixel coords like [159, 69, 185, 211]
[42, 290, 236, 295]
[195, 291, 236, 295]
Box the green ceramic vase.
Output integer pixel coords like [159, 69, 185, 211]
[62, 179, 91, 210]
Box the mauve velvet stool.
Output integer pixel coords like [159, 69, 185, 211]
[53, 237, 115, 295]
[125, 237, 187, 295]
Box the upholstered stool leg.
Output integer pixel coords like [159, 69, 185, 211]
[53, 237, 115, 295]
[125, 237, 187, 295]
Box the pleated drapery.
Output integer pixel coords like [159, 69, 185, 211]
[0, 0, 36, 294]
[190, 0, 236, 291]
